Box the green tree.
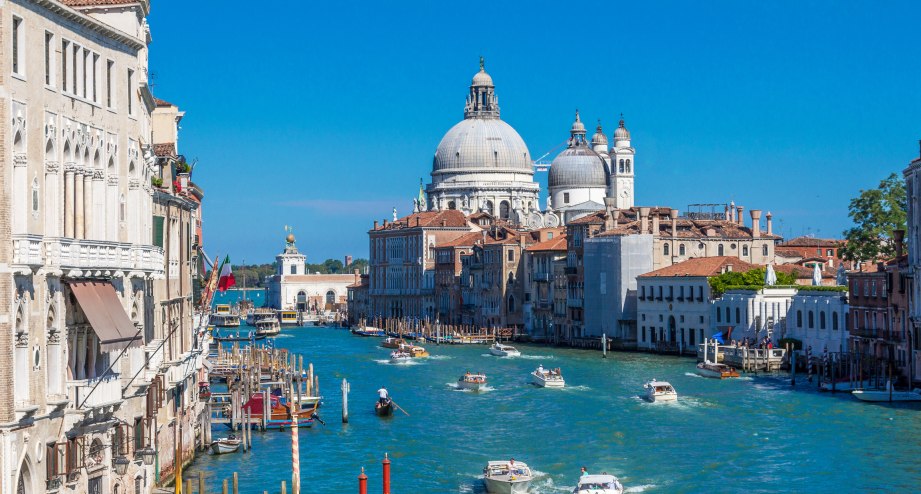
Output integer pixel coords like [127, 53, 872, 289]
[708, 268, 798, 298]
[841, 173, 907, 266]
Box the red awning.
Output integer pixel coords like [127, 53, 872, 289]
[69, 281, 141, 352]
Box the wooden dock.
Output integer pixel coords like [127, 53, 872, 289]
[697, 341, 786, 372]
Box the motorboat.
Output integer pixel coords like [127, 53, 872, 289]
[255, 318, 281, 337]
[375, 398, 394, 416]
[852, 382, 921, 402]
[390, 350, 412, 363]
[247, 307, 276, 326]
[210, 304, 241, 327]
[405, 345, 429, 358]
[573, 474, 624, 494]
[210, 436, 242, 455]
[277, 310, 299, 326]
[381, 337, 407, 349]
[696, 361, 740, 379]
[531, 367, 565, 388]
[490, 343, 521, 357]
[643, 379, 677, 403]
[483, 460, 532, 494]
[352, 326, 386, 337]
[457, 372, 487, 391]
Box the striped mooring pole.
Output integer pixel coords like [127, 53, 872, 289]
[292, 411, 300, 494]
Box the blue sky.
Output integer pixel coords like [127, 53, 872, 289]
[148, 1, 921, 264]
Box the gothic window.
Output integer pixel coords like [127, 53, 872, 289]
[808, 311, 814, 329]
[508, 295, 515, 313]
[119, 194, 126, 222]
[832, 313, 839, 330]
[735, 307, 741, 324]
[679, 244, 686, 256]
[797, 310, 803, 327]
[32, 178, 39, 214]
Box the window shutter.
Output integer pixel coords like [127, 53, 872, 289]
[152, 215, 165, 248]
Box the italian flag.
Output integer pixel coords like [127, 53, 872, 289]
[217, 256, 236, 292]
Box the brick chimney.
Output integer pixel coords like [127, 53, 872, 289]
[736, 206, 744, 226]
[894, 229, 905, 257]
[766, 212, 773, 235]
[750, 209, 762, 237]
[639, 207, 650, 233]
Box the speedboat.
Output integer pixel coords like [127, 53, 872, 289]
[490, 343, 521, 357]
[531, 367, 565, 388]
[381, 337, 407, 349]
[696, 361, 740, 379]
[458, 372, 487, 391]
[210, 437, 242, 455]
[483, 460, 532, 494]
[643, 379, 677, 403]
[573, 474, 624, 494]
[390, 350, 412, 363]
[406, 345, 429, 358]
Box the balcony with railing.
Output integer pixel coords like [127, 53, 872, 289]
[69, 372, 123, 409]
[11, 234, 44, 270]
[27, 237, 166, 277]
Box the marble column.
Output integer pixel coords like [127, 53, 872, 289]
[83, 174, 93, 240]
[64, 168, 75, 238]
[74, 170, 85, 239]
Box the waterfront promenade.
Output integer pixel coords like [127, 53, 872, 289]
[187, 326, 921, 493]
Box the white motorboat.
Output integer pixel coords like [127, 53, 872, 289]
[490, 343, 521, 357]
[210, 437, 242, 455]
[483, 460, 532, 494]
[643, 379, 678, 403]
[531, 366, 565, 388]
[852, 382, 921, 402]
[457, 372, 487, 391]
[573, 474, 624, 494]
[390, 350, 412, 363]
[696, 361, 740, 379]
[255, 318, 281, 337]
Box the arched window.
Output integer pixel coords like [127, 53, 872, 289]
[725, 307, 730, 322]
[762, 245, 768, 256]
[31, 178, 39, 214]
[484, 200, 494, 215]
[626, 159, 631, 173]
[820, 311, 826, 329]
[619, 159, 625, 173]
[508, 295, 515, 313]
[325, 290, 336, 306]
[808, 311, 814, 329]
[832, 313, 839, 330]
[742, 245, 749, 256]
[499, 201, 510, 219]
[735, 307, 741, 324]
[679, 244, 686, 256]
[119, 194, 126, 222]
[447, 200, 456, 210]
[718, 244, 724, 256]
[797, 310, 803, 327]
[663, 243, 669, 256]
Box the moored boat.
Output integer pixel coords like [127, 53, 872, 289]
[852, 383, 921, 402]
[696, 361, 740, 379]
[381, 337, 407, 349]
[573, 474, 624, 494]
[210, 437, 242, 455]
[483, 460, 532, 494]
[531, 366, 565, 388]
[353, 326, 386, 337]
[457, 372, 487, 391]
[490, 343, 521, 357]
[643, 379, 678, 403]
[210, 304, 242, 327]
[277, 310, 299, 326]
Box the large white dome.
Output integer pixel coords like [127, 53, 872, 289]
[432, 118, 532, 174]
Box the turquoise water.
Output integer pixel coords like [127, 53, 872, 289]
[187, 326, 921, 493]
[212, 289, 267, 307]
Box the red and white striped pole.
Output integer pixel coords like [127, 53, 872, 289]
[291, 409, 300, 494]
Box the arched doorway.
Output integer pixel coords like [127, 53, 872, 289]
[296, 291, 307, 311]
[16, 458, 34, 494]
[325, 290, 336, 308]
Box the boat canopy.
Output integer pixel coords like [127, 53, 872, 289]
[579, 474, 618, 485]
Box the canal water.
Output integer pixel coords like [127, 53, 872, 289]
[187, 326, 921, 493]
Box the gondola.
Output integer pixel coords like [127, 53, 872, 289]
[375, 398, 394, 417]
[213, 331, 266, 343]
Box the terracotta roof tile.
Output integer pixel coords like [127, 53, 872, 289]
[525, 236, 568, 252]
[780, 236, 843, 247]
[154, 97, 174, 107]
[775, 248, 804, 258]
[639, 257, 758, 278]
[374, 210, 469, 231]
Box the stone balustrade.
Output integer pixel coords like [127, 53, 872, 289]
[69, 373, 123, 409]
[10, 234, 164, 276]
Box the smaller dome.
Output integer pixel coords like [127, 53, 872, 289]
[591, 121, 608, 147]
[286, 233, 296, 244]
[614, 115, 631, 142]
[472, 56, 493, 87]
[570, 110, 586, 135]
[549, 113, 608, 190]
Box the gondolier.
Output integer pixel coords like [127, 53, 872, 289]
[378, 386, 389, 405]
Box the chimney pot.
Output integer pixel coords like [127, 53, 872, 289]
[766, 212, 773, 236]
[373, 220, 379, 229]
[639, 207, 650, 234]
[736, 206, 744, 226]
[750, 209, 762, 237]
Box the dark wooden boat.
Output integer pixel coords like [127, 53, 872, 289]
[375, 398, 394, 417]
[213, 331, 266, 343]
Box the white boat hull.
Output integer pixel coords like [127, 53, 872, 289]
[852, 389, 921, 402]
[531, 372, 565, 388]
[457, 380, 485, 391]
[646, 392, 678, 403]
[210, 439, 241, 454]
[490, 348, 520, 357]
[484, 477, 531, 494]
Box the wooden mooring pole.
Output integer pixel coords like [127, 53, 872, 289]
[342, 378, 350, 423]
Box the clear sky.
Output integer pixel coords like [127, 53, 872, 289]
[147, 0, 921, 265]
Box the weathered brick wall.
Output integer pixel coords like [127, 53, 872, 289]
[0, 10, 15, 424]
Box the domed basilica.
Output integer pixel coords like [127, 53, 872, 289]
[423, 59, 636, 228]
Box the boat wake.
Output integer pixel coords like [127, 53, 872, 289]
[429, 355, 452, 360]
[684, 372, 704, 378]
[373, 359, 422, 366]
[445, 383, 496, 393]
[624, 484, 657, 492]
[518, 354, 555, 360]
[561, 385, 591, 392]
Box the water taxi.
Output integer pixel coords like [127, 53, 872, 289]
[490, 343, 521, 357]
[255, 318, 281, 337]
[483, 460, 532, 494]
[381, 337, 407, 349]
[573, 474, 624, 494]
[457, 372, 487, 391]
[405, 345, 429, 358]
[390, 350, 412, 363]
[210, 436, 242, 455]
[210, 304, 241, 327]
[696, 361, 740, 379]
[277, 310, 299, 326]
[643, 379, 678, 403]
[531, 366, 565, 388]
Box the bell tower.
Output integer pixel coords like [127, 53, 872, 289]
[609, 115, 635, 209]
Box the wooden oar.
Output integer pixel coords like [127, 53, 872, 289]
[390, 399, 410, 416]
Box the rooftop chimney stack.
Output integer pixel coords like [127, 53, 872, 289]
[373, 220, 379, 229]
[766, 212, 773, 235]
[895, 229, 906, 257]
[750, 209, 762, 237]
[737, 206, 744, 226]
[651, 210, 660, 235]
[669, 209, 679, 238]
[639, 207, 650, 234]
